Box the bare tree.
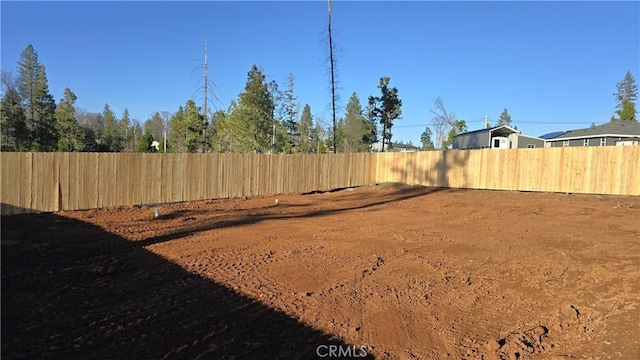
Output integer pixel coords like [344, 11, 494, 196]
[1, 70, 18, 94]
[192, 40, 223, 153]
[324, 0, 342, 153]
[430, 97, 457, 149]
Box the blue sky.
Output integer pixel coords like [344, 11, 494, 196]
[2, 1, 639, 145]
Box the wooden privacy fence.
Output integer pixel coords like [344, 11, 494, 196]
[0, 152, 376, 215]
[1, 146, 638, 215]
[375, 146, 640, 196]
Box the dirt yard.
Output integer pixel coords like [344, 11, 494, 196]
[2, 184, 639, 360]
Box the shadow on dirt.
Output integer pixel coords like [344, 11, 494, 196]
[135, 186, 446, 248]
[1, 212, 375, 360]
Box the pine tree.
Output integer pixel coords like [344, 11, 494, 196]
[363, 101, 378, 150]
[55, 88, 85, 151]
[341, 92, 369, 153]
[17, 45, 58, 151]
[297, 104, 314, 153]
[169, 106, 187, 152]
[368, 77, 402, 152]
[497, 108, 513, 126]
[616, 100, 637, 122]
[184, 100, 205, 152]
[144, 112, 166, 146]
[17, 45, 39, 140]
[100, 103, 123, 152]
[209, 109, 231, 153]
[1, 87, 28, 151]
[31, 64, 58, 151]
[137, 131, 155, 153]
[612, 70, 638, 122]
[227, 65, 275, 153]
[281, 74, 299, 148]
[420, 126, 435, 151]
[120, 109, 133, 152]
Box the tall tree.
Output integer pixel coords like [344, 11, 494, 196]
[612, 71, 638, 122]
[55, 88, 85, 152]
[17, 44, 40, 134]
[420, 126, 435, 151]
[281, 74, 299, 151]
[226, 65, 274, 153]
[368, 76, 402, 152]
[100, 103, 122, 152]
[31, 64, 58, 151]
[297, 104, 314, 153]
[497, 108, 513, 126]
[120, 109, 133, 152]
[341, 92, 370, 153]
[326, 0, 339, 153]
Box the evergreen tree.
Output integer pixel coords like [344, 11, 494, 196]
[363, 101, 378, 150]
[297, 104, 314, 153]
[55, 88, 85, 152]
[209, 109, 231, 152]
[77, 110, 105, 151]
[120, 109, 133, 152]
[184, 100, 205, 152]
[420, 126, 435, 151]
[273, 120, 291, 154]
[100, 103, 122, 152]
[144, 112, 166, 146]
[31, 64, 58, 151]
[612, 70, 638, 122]
[497, 108, 513, 126]
[17, 45, 58, 150]
[226, 65, 275, 153]
[341, 92, 370, 153]
[137, 131, 155, 153]
[1, 87, 28, 151]
[17, 45, 40, 138]
[616, 100, 637, 122]
[169, 106, 187, 152]
[368, 77, 402, 152]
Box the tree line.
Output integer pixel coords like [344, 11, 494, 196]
[4, 44, 635, 154]
[1, 44, 404, 154]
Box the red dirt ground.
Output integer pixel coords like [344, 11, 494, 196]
[2, 184, 639, 360]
